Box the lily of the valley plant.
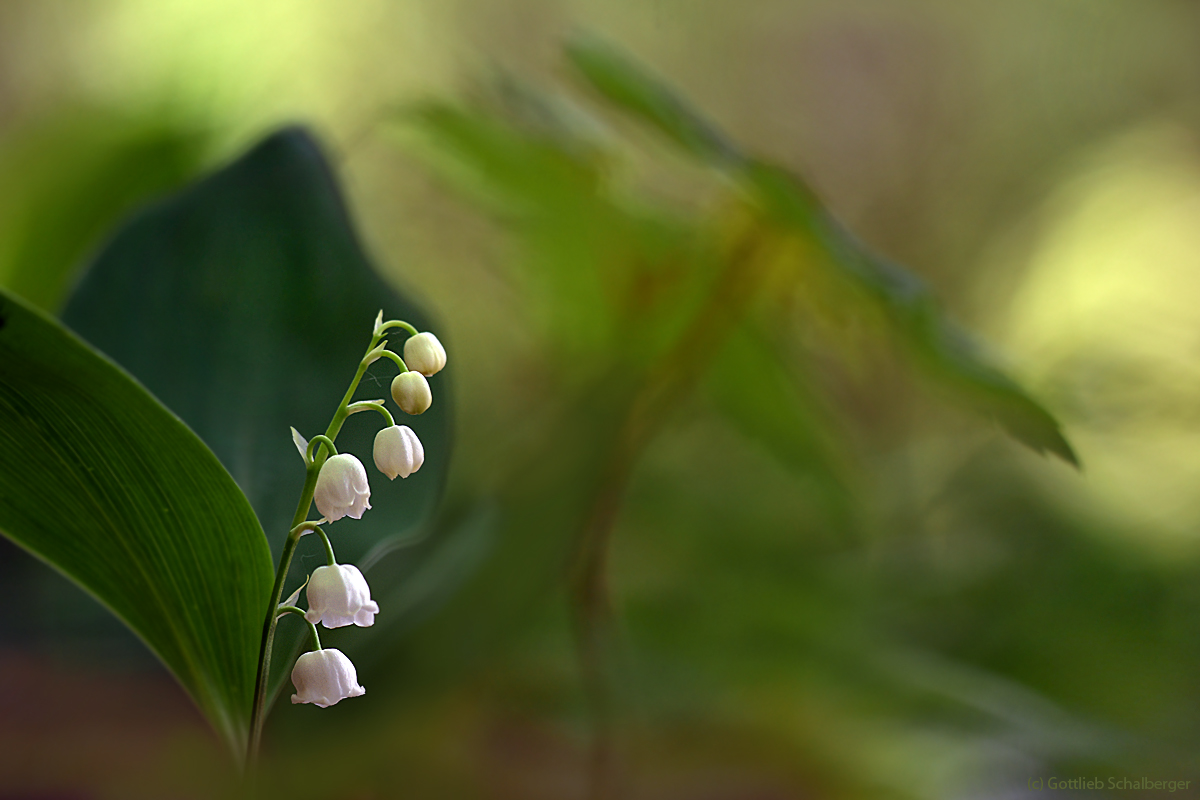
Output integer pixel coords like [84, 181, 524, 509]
[247, 313, 446, 760]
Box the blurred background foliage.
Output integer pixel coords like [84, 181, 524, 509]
[3, 1, 1200, 798]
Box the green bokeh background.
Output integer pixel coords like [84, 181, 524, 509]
[2, 2, 1200, 798]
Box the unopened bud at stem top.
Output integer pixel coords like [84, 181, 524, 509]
[403, 332, 447, 376]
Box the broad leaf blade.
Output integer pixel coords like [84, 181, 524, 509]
[0, 289, 273, 755]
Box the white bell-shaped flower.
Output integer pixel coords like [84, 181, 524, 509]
[391, 371, 432, 415]
[403, 332, 447, 376]
[313, 453, 371, 522]
[290, 648, 365, 707]
[373, 425, 424, 480]
[304, 564, 379, 628]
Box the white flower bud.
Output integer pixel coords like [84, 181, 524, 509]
[313, 453, 371, 522]
[373, 424, 424, 480]
[403, 332, 447, 376]
[304, 564, 379, 628]
[391, 371, 432, 415]
[290, 648, 365, 708]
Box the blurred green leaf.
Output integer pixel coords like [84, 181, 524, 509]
[0, 113, 205, 312]
[708, 327, 858, 531]
[405, 102, 617, 354]
[406, 101, 602, 214]
[566, 38, 1077, 466]
[60, 127, 453, 701]
[747, 162, 1078, 464]
[0, 289, 272, 756]
[384, 382, 635, 685]
[565, 35, 739, 166]
[405, 101, 721, 367]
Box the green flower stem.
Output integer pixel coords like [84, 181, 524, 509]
[307, 620, 322, 651]
[276, 607, 322, 651]
[378, 348, 409, 373]
[315, 526, 337, 567]
[288, 521, 322, 538]
[247, 472, 314, 764]
[347, 400, 396, 427]
[377, 319, 419, 337]
[305, 434, 338, 465]
[246, 329, 383, 766]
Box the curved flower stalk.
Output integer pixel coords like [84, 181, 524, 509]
[247, 312, 446, 764]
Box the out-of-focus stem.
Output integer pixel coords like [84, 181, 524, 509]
[570, 226, 768, 800]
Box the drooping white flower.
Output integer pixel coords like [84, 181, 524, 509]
[313, 453, 371, 522]
[391, 371, 432, 415]
[373, 425, 424, 480]
[403, 332, 447, 376]
[290, 648, 365, 707]
[304, 564, 379, 628]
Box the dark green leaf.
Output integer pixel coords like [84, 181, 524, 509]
[61, 127, 453, 700]
[0, 289, 273, 756]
